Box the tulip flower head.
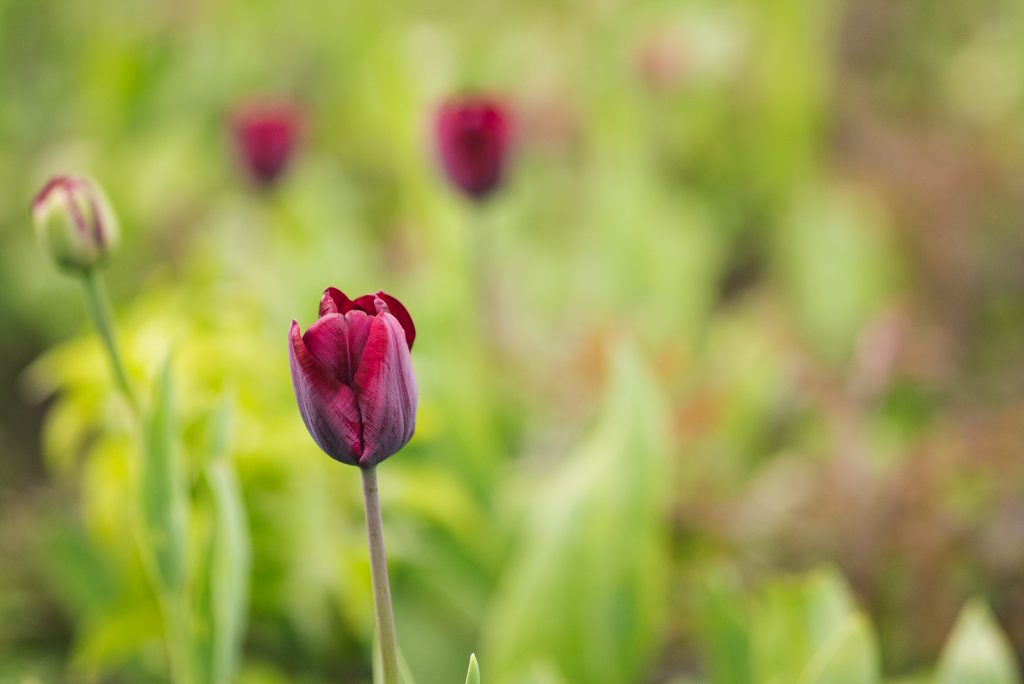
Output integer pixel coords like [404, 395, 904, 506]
[231, 99, 299, 186]
[289, 288, 417, 467]
[32, 175, 118, 273]
[435, 96, 512, 199]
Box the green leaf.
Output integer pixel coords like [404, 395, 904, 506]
[464, 654, 480, 684]
[139, 356, 188, 595]
[800, 614, 880, 684]
[201, 401, 251, 684]
[482, 343, 671, 684]
[937, 601, 1021, 684]
[698, 577, 752, 684]
[752, 569, 879, 684]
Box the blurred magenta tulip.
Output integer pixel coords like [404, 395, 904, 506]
[231, 100, 299, 186]
[289, 288, 417, 467]
[435, 96, 511, 199]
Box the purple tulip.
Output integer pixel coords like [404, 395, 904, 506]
[289, 288, 417, 467]
[231, 100, 299, 186]
[435, 96, 512, 199]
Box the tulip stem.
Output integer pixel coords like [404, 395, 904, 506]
[469, 207, 495, 343]
[361, 466, 400, 684]
[80, 268, 138, 411]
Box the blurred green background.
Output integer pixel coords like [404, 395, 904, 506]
[3, 0, 1024, 681]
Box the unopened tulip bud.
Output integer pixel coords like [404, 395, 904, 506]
[32, 175, 118, 273]
[435, 96, 512, 200]
[289, 288, 417, 467]
[231, 99, 300, 186]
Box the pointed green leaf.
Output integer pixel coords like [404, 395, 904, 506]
[399, 649, 420, 684]
[482, 343, 671, 684]
[202, 401, 250, 684]
[937, 601, 1020, 684]
[752, 569, 867, 683]
[464, 654, 480, 684]
[140, 356, 187, 595]
[800, 614, 880, 684]
[697, 577, 752, 684]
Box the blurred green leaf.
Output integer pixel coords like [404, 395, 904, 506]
[698, 576, 752, 684]
[68, 597, 163, 677]
[196, 400, 251, 684]
[751, 569, 879, 684]
[936, 601, 1020, 684]
[139, 356, 193, 682]
[800, 614, 879, 684]
[774, 183, 900, 364]
[483, 342, 671, 684]
[140, 356, 188, 595]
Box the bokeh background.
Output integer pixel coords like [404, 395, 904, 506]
[3, 0, 1024, 682]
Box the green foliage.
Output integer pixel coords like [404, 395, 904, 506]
[6, 0, 1024, 681]
[465, 654, 480, 684]
[196, 401, 251, 684]
[482, 344, 671, 684]
[751, 570, 879, 684]
[700, 569, 883, 684]
[698, 570, 1024, 684]
[140, 357, 187, 596]
[936, 601, 1021, 684]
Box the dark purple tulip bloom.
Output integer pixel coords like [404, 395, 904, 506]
[435, 96, 512, 199]
[289, 288, 417, 467]
[231, 100, 299, 186]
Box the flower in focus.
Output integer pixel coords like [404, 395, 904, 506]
[435, 96, 512, 199]
[289, 288, 417, 467]
[231, 99, 299, 186]
[31, 175, 118, 273]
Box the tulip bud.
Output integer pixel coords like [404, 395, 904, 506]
[289, 288, 417, 467]
[435, 96, 512, 200]
[231, 99, 299, 186]
[31, 175, 119, 273]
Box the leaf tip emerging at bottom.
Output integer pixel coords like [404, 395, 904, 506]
[465, 653, 480, 684]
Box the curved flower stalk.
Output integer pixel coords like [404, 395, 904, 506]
[32, 176, 136, 407]
[288, 287, 418, 684]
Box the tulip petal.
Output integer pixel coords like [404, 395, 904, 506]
[302, 311, 373, 384]
[376, 292, 416, 350]
[351, 292, 416, 350]
[319, 287, 354, 318]
[352, 294, 379, 316]
[353, 313, 418, 466]
[289, 321, 362, 465]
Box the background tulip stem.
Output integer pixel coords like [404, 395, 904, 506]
[80, 268, 138, 411]
[470, 206, 496, 343]
[361, 466, 400, 684]
[162, 592, 195, 684]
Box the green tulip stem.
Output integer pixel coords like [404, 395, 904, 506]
[162, 592, 195, 684]
[361, 466, 400, 684]
[80, 268, 138, 411]
[469, 205, 494, 343]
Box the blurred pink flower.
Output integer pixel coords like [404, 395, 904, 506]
[231, 100, 299, 186]
[435, 96, 512, 199]
[289, 288, 417, 467]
